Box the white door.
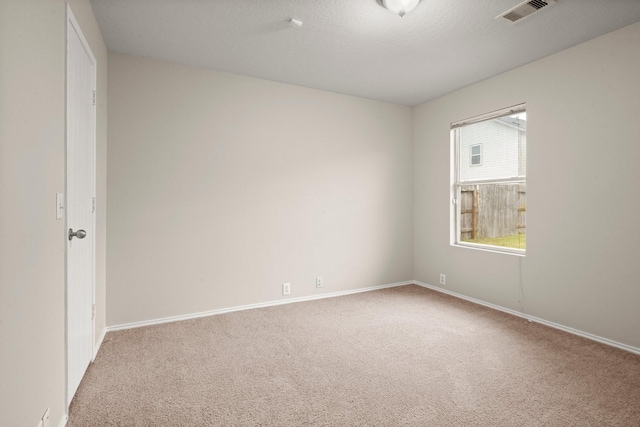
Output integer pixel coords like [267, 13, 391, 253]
[66, 5, 96, 407]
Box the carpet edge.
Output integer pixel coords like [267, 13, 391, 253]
[106, 281, 414, 333]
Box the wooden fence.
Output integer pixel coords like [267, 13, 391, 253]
[460, 183, 526, 240]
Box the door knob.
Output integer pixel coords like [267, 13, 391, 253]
[68, 228, 87, 241]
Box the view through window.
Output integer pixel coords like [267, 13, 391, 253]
[452, 105, 526, 253]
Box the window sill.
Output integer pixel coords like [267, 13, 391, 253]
[452, 242, 525, 257]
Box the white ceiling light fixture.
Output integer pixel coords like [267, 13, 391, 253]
[382, 0, 421, 17]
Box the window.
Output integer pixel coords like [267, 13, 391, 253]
[451, 104, 526, 254]
[470, 144, 482, 166]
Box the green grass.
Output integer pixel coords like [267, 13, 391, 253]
[462, 233, 526, 250]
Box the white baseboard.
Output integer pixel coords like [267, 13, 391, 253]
[105, 279, 639, 355]
[107, 281, 414, 332]
[58, 414, 68, 427]
[414, 280, 640, 355]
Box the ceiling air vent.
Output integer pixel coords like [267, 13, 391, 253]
[498, 0, 557, 24]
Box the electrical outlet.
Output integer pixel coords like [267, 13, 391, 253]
[316, 277, 323, 288]
[282, 282, 291, 295]
[440, 274, 446, 285]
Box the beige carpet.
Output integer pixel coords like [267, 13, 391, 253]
[68, 285, 640, 426]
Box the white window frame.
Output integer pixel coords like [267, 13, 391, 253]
[451, 104, 526, 256]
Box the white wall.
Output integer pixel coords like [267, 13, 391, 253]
[0, 0, 107, 425]
[414, 22, 640, 349]
[107, 53, 414, 326]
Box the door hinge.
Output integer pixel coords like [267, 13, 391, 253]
[92, 90, 96, 106]
[92, 304, 95, 320]
[92, 197, 96, 213]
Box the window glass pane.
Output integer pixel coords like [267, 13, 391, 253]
[458, 182, 526, 250]
[453, 107, 526, 253]
[459, 113, 526, 182]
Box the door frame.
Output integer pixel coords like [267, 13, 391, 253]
[65, 2, 97, 408]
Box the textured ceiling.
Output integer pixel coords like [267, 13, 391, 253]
[89, 0, 640, 106]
